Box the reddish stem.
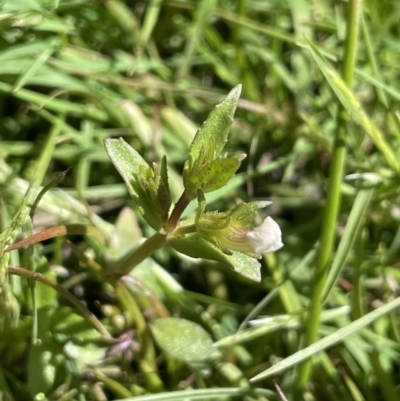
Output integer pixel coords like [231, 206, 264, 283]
[166, 190, 193, 232]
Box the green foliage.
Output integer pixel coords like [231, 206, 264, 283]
[103, 86, 271, 281]
[1, 0, 400, 400]
[150, 317, 213, 365]
[105, 138, 172, 230]
[168, 231, 262, 282]
[183, 85, 245, 197]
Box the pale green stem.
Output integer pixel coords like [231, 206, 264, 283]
[114, 190, 195, 275]
[298, 0, 362, 386]
[113, 232, 167, 275]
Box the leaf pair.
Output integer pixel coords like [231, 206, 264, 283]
[104, 139, 171, 231]
[183, 85, 245, 198]
[105, 85, 244, 233]
[104, 85, 276, 282]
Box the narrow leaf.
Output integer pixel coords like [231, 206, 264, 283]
[188, 85, 241, 163]
[183, 85, 243, 195]
[104, 137, 150, 202]
[104, 138, 164, 230]
[322, 188, 374, 301]
[5, 224, 99, 252]
[250, 295, 400, 382]
[307, 40, 400, 173]
[169, 233, 261, 282]
[157, 156, 172, 222]
[113, 387, 244, 401]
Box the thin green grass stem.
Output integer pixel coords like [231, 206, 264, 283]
[361, 14, 400, 142]
[251, 294, 400, 382]
[238, 247, 316, 331]
[322, 187, 374, 302]
[175, 0, 214, 80]
[113, 387, 245, 401]
[265, 253, 302, 314]
[8, 265, 112, 339]
[298, 0, 362, 386]
[129, 0, 162, 75]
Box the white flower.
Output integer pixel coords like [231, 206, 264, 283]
[245, 217, 283, 254]
[217, 216, 283, 255]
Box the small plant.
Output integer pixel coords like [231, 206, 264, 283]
[104, 84, 283, 282]
[1, 85, 284, 400]
[2, 0, 400, 399]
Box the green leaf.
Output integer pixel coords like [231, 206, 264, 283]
[188, 85, 241, 162]
[229, 201, 272, 224]
[185, 156, 245, 194]
[112, 388, 245, 401]
[307, 39, 400, 174]
[168, 233, 261, 282]
[150, 318, 213, 363]
[0, 119, 60, 332]
[183, 85, 243, 196]
[104, 137, 151, 199]
[27, 342, 58, 397]
[157, 155, 172, 221]
[322, 188, 374, 301]
[104, 138, 171, 230]
[250, 295, 400, 382]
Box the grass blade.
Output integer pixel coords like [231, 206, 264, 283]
[322, 187, 375, 301]
[251, 295, 400, 382]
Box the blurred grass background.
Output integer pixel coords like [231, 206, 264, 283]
[1, 0, 400, 400]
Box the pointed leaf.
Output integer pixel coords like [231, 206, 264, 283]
[157, 155, 172, 222]
[307, 40, 400, 173]
[168, 233, 261, 282]
[104, 138, 164, 230]
[104, 137, 151, 201]
[230, 201, 272, 225]
[188, 84, 241, 163]
[183, 85, 243, 197]
[250, 295, 400, 382]
[185, 156, 245, 195]
[188, 137, 216, 179]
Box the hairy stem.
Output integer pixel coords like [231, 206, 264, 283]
[166, 190, 193, 233]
